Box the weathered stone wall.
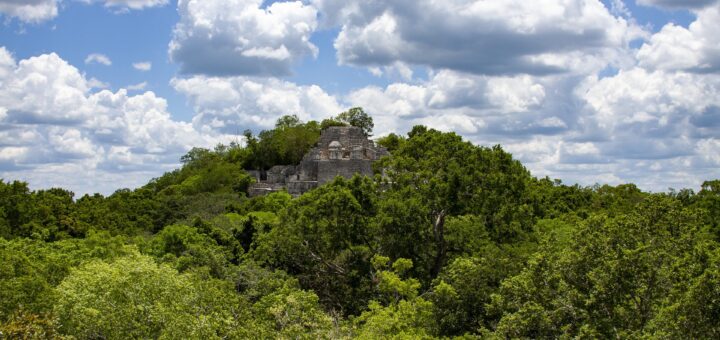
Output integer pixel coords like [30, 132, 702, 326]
[296, 155, 318, 181]
[248, 182, 286, 197]
[266, 165, 295, 184]
[317, 159, 374, 184]
[266, 171, 285, 184]
[247, 170, 261, 182]
[287, 181, 318, 195]
[317, 126, 369, 148]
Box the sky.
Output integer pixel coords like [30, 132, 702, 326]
[0, 0, 719, 196]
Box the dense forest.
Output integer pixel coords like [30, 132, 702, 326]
[1, 110, 719, 339]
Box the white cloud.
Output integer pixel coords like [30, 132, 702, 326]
[1, 52, 93, 124]
[88, 77, 110, 89]
[79, 0, 169, 11]
[0, 0, 58, 23]
[0, 146, 28, 162]
[609, 0, 632, 18]
[334, 27, 720, 191]
[343, 70, 548, 136]
[570, 66, 718, 185]
[637, 6, 720, 73]
[372, 62, 414, 81]
[169, 0, 319, 76]
[171, 75, 343, 133]
[486, 76, 546, 112]
[47, 127, 99, 158]
[85, 53, 112, 66]
[127, 81, 147, 91]
[317, 0, 645, 76]
[637, 0, 719, 10]
[0, 47, 16, 77]
[0, 0, 168, 23]
[583, 68, 719, 133]
[4, 1, 720, 194]
[101, 0, 168, 10]
[697, 138, 720, 165]
[169, 0, 318, 76]
[0, 49, 231, 195]
[132, 61, 152, 71]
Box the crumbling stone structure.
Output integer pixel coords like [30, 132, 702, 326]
[248, 126, 389, 197]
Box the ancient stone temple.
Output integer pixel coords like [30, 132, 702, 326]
[248, 126, 389, 197]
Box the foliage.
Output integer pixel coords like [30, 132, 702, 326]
[0, 310, 68, 340]
[150, 224, 235, 279]
[54, 252, 249, 339]
[0, 231, 132, 322]
[489, 195, 713, 338]
[351, 256, 436, 339]
[241, 115, 322, 170]
[1, 111, 719, 338]
[375, 126, 534, 282]
[335, 107, 374, 136]
[251, 176, 378, 315]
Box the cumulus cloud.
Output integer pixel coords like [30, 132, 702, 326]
[169, 0, 319, 76]
[127, 81, 147, 91]
[0, 0, 169, 23]
[171, 75, 343, 133]
[343, 70, 549, 136]
[0, 47, 17, 77]
[583, 68, 719, 133]
[336, 55, 720, 191]
[132, 61, 152, 71]
[317, 1, 719, 191]
[0, 48, 230, 195]
[637, 0, 719, 10]
[637, 6, 720, 73]
[4, 0, 720, 194]
[315, 0, 645, 76]
[569, 54, 720, 189]
[85, 53, 112, 66]
[0, 0, 58, 23]
[100, 0, 168, 10]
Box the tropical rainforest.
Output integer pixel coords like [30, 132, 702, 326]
[1, 109, 719, 339]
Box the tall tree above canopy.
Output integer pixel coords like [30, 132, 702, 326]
[335, 107, 374, 136]
[241, 115, 321, 170]
[376, 126, 534, 280]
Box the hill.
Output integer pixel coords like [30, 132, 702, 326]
[1, 112, 719, 338]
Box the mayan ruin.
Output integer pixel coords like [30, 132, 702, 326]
[247, 126, 389, 196]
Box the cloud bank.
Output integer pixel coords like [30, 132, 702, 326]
[0, 0, 168, 23]
[169, 0, 319, 76]
[0, 47, 230, 195]
[2, 0, 720, 194]
[315, 0, 644, 76]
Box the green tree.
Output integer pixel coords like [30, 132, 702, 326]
[150, 224, 234, 279]
[0, 180, 33, 239]
[489, 195, 711, 338]
[320, 118, 347, 130]
[335, 107, 374, 136]
[697, 179, 720, 239]
[0, 231, 132, 323]
[376, 133, 405, 153]
[242, 116, 322, 170]
[375, 126, 533, 282]
[351, 256, 436, 339]
[648, 245, 720, 338]
[252, 176, 378, 315]
[0, 310, 68, 339]
[54, 253, 248, 339]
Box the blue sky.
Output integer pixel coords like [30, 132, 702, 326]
[0, 0, 719, 195]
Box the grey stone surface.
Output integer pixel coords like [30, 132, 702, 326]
[248, 126, 388, 197]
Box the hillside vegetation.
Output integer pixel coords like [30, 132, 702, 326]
[1, 112, 719, 339]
